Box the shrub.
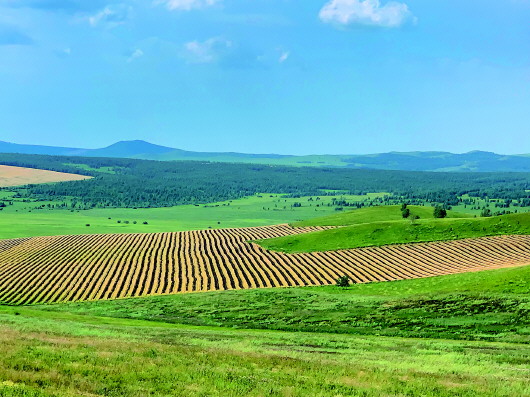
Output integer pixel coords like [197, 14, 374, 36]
[336, 275, 350, 287]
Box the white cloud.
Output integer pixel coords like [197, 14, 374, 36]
[278, 51, 290, 63]
[156, 0, 220, 11]
[182, 37, 232, 63]
[88, 4, 130, 27]
[127, 48, 143, 62]
[319, 0, 414, 28]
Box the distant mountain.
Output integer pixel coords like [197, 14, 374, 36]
[87, 140, 177, 158]
[1, 140, 530, 172]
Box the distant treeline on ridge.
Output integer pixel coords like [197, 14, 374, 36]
[1, 153, 530, 209]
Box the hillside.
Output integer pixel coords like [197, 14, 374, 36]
[38, 263, 530, 342]
[5, 224, 528, 304]
[3, 140, 530, 172]
[258, 207, 530, 253]
[291, 204, 471, 227]
[2, 263, 529, 397]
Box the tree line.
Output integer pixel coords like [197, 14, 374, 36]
[1, 153, 530, 209]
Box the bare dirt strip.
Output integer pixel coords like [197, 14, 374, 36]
[0, 224, 529, 305]
[0, 165, 90, 187]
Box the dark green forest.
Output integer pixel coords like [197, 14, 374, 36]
[1, 153, 530, 209]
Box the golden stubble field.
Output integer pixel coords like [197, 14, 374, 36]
[0, 165, 91, 187]
[1, 224, 529, 305]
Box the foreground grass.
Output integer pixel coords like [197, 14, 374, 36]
[38, 265, 530, 344]
[0, 303, 529, 396]
[259, 211, 530, 253]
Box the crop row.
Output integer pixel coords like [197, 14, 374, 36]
[0, 225, 529, 305]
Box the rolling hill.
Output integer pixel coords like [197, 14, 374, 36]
[257, 206, 530, 253]
[2, 140, 530, 172]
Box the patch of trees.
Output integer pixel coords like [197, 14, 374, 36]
[433, 206, 447, 218]
[1, 153, 530, 209]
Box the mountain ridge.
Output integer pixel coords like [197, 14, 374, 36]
[1, 140, 530, 172]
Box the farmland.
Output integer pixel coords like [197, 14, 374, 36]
[0, 164, 90, 187]
[1, 221, 530, 305]
[1, 155, 530, 396]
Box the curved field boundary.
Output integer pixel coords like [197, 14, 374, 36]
[0, 225, 529, 305]
[0, 164, 91, 187]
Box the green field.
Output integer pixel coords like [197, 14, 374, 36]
[258, 206, 530, 253]
[292, 204, 471, 227]
[2, 176, 530, 396]
[0, 192, 386, 239]
[37, 264, 530, 343]
[0, 265, 528, 396]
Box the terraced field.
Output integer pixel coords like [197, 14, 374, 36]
[1, 224, 530, 305]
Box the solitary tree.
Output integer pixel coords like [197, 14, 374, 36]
[433, 206, 447, 218]
[481, 208, 492, 217]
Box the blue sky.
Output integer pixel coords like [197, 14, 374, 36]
[0, 0, 529, 155]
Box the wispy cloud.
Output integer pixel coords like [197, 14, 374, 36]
[0, 24, 33, 46]
[278, 51, 290, 63]
[88, 4, 130, 27]
[182, 37, 232, 64]
[53, 47, 71, 57]
[127, 48, 144, 62]
[319, 0, 414, 28]
[156, 0, 220, 11]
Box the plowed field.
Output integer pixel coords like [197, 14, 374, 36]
[0, 224, 529, 305]
[0, 165, 91, 187]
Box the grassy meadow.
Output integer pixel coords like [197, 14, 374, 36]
[258, 206, 530, 253]
[292, 204, 472, 227]
[37, 264, 530, 343]
[0, 192, 386, 239]
[0, 264, 529, 396]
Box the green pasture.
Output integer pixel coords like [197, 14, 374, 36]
[38, 264, 530, 343]
[0, 192, 385, 239]
[259, 206, 530, 253]
[292, 204, 471, 227]
[0, 265, 528, 396]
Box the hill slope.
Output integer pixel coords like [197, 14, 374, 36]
[37, 263, 530, 342]
[292, 204, 470, 227]
[258, 207, 530, 253]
